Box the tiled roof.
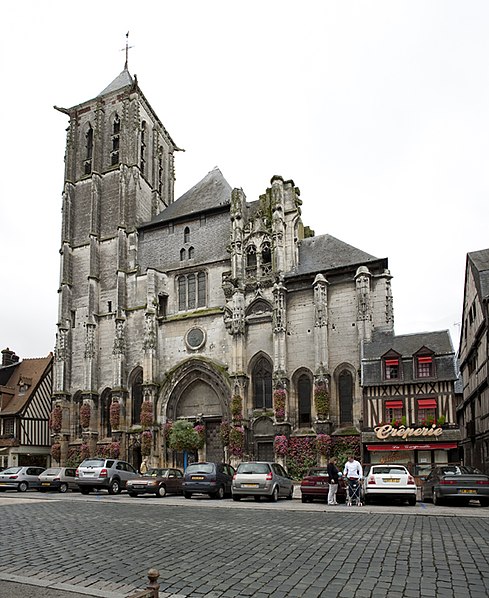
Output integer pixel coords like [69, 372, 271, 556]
[287, 234, 380, 276]
[468, 248, 489, 300]
[98, 69, 134, 97]
[143, 167, 232, 226]
[0, 355, 52, 416]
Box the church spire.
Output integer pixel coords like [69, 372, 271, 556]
[122, 31, 134, 70]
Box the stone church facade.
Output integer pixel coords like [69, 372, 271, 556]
[51, 67, 395, 469]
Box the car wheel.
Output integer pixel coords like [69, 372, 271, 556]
[432, 489, 443, 506]
[79, 487, 91, 495]
[184, 491, 192, 499]
[128, 491, 138, 497]
[213, 486, 225, 500]
[480, 498, 489, 507]
[59, 483, 68, 494]
[254, 495, 261, 502]
[18, 482, 28, 493]
[232, 495, 241, 501]
[156, 485, 167, 498]
[407, 495, 416, 506]
[108, 479, 121, 495]
[269, 486, 279, 502]
[286, 487, 294, 500]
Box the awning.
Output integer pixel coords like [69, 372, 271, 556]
[385, 359, 399, 366]
[385, 400, 403, 409]
[418, 356, 433, 363]
[367, 443, 458, 451]
[417, 398, 437, 408]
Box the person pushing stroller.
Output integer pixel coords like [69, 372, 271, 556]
[343, 455, 363, 506]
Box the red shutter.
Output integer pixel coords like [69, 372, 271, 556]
[418, 398, 437, 408]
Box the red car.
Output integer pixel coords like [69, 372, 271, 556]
[300, 467, 347, 503]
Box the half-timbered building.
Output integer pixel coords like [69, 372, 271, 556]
[0, 348, 53, 468]
[361, 330, 460, 479]
[458, 249, 489, 474]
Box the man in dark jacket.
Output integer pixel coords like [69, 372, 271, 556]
[327, 457, 340, 505]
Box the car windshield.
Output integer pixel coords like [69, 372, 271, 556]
[1, 467, 21, 474]
[186, 463, 214, 474]
[43, 468, 62, 476]
[308, 469, 328, 477]
[440, 466, 482, 476]
[238, 463, 270, 474]
[372, 466, 407, 475]
[143, 469, 168, 477]
[80, 459, 105, 467]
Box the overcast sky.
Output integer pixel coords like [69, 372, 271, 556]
[1, 1, 488, 360]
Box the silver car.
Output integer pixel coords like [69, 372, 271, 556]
[38, 467, 78, 493]
[76, 458, 138, 495]
[0, 466, 45, 492]
[232, 461, 294, 502]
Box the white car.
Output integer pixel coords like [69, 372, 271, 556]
[363, 464, 417, 506]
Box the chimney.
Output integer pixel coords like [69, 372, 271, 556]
[1, 348, 19, 366]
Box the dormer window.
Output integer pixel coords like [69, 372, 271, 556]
[383, 357, 400, 380]
[416, 355, 433, 378]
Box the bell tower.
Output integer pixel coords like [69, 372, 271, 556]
[53, 64, 179, 409]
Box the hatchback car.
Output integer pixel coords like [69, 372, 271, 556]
[182, 462, 235, 499]
[300, 467, 347, 503]
[76, 458, 138, 494]
[363, 464, 417, 505]
[127, 468, 184, 498]
[422, 465, 489, 507]
[232, 461, 294, 502]
[0, 466, 45, 492]
[38, 467, 78, 493]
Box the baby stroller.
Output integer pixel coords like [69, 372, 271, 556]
[346, 477, 363, 507]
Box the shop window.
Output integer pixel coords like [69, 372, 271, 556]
[416, 355, 433, 378]
[385, 400, 403, 425]
[253, 358, 273, 409]
[383, 357, 400, 380]
[298, 375, 312, 425]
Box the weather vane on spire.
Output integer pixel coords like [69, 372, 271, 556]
[121, 31, 134, 70]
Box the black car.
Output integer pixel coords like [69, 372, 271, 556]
[422, 465, 489, 507]
[182, 462, 235, 499]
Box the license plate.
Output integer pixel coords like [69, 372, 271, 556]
[133, 485, 144, 489]
[242, 483, 259, 488]
[383, 478, 400, 483]
[191, 476, 204, 481]
[459, 489, 476, 494]
[42, 482, 50, 486]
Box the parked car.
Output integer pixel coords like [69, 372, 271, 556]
[182, 462, 235, 499]
[422, 465, 489, 507]
[127, 468, 184, 497]
[232, 461, 294, 502]
[300, 467, 347, 503]
[38, 467, 78, 493]
[0, 466, 45, 492]
[76, 458, 138, 494]
[362, 464, 417, 505]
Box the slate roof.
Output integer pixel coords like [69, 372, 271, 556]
[287, 234, 380, 277]
[0, 355, 52, 416]
[468, 248, 489, 300]
[98, 68, 134, 97]
[362, 330, 457, 385]
[143, 167, 232, 227]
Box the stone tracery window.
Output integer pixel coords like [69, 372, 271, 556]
[177, 272, 207, 311]
[253, 357, 273, 409]
[131, 370, 143, 425]
[298, 374, 312, 425]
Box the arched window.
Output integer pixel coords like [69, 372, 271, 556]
[84, 124, 93, 175]
[262, 243, 271, 264]
[247, 246, 257, 270]
[253, 357, 273, 409]
[177, 272, 207, 311]
[298, 375, 312, 425]
[188, 246, 195, 259]
[180, 248, 186, 261]
[100, 389, 112, 438]
[140, 121, 146, 174]
[184, 227, 190, 243]
[111, 113, 120, 166]
[339, 370, 353, 425]
[131, 370, 143, 425]
[158, 146, 164, 195]
[73, 392, 83, 438]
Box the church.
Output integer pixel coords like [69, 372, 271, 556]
[50, 63, 397, 471]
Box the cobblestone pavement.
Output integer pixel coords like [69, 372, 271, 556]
[0, 496, 488, 598]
